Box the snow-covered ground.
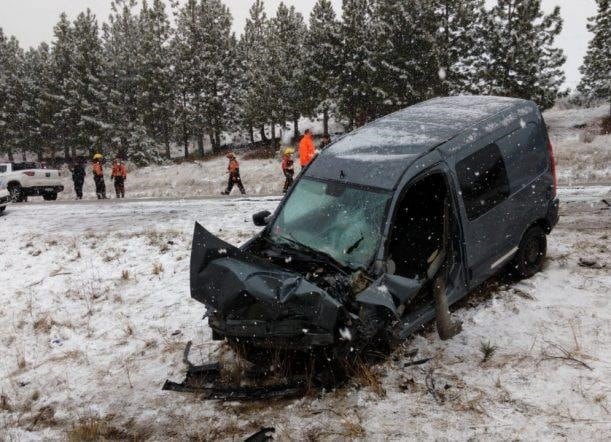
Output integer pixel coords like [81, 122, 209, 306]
[1, 188, 609, 440]
[51, 104, 609, 201]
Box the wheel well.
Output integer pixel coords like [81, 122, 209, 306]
[532, 218, 552, 234]
[7, 181, 21, 189]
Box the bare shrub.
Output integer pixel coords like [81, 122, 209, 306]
[152, 262, 164, 275]
[121, 270, 130, 280]
[33, 314, 55, 333]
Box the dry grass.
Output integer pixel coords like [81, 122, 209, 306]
[67, 416, 148, 441]
[33, 314, 56, 333]
[351, 361, 386, 397]
[152, 262, 164, 275]
[121, 270, 130, 280]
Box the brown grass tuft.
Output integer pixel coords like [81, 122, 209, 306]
[152, 262, 164, 275]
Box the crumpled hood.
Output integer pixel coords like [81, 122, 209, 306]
[190, 223, 342, 332]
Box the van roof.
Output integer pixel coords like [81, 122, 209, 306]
[305, 95, 534, 190]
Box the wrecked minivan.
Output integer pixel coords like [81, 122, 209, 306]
[190, 96, 559, 361]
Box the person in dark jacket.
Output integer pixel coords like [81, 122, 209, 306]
[221, 152, 246, 195]
[70, 160, 86, 200]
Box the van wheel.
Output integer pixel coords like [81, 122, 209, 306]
[511, 226, 547, 278]
[43, 192, 57, 201]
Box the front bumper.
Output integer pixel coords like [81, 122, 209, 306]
[209, 314, 335, 349]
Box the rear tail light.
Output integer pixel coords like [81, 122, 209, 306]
[547, 138, 557, 197]
[23, 171, 35, 177]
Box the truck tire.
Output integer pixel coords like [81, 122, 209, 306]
[8, 184, 24, 203]
[511, 226, 547, 279]
[43, 192, 57, 201]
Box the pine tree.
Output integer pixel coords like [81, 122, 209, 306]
[173, 0, 239, 156]
[372, 0, 439, 114]
[306, 0, 341, 136]
[433, 0, 486, 95]
[0, 30, 23, 161]
[338, 0, 377, 127]
[268, 3, 308, 140]
[577, 0, 610, 105]
[49, 13, 77, 159]
[138, 0, 175, 159]
[20, 44, 55, 161]
[482, 0, 566, 109]
[103, 0, 157, 165]
[239, 0, 272, 143]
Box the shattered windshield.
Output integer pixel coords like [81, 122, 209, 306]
[269, 178, 391, 269]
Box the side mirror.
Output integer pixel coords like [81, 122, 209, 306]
[253, 210, 272, 227]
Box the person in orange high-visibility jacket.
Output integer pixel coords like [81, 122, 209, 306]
[92, 153, 107, 199]
[111, 158, 127, 198]
[299, 129, 316, 167]
[221, 152, 246, 195]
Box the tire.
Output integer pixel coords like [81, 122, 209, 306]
[43, 192, 57, 201]
[510, 226, 547, 279]
[8, 184, 24, 203]
[0, 206, 5, 213]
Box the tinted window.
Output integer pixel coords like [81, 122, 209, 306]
[456, 143, 510, 220]
[12, 162, 38, 171]
[500, 122, 548, 191]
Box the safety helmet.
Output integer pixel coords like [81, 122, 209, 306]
[284, 147, 295, 155]
[93, 153, 103, 160]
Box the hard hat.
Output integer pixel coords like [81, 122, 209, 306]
[284, 147, 295, 155]
[93, 153, 103, 160]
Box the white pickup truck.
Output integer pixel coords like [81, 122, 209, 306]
[0, 162, 64, 202]
[0, 179, 9, 213]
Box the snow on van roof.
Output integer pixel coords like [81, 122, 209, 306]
[326, 95, 523, 158]
[306, 95, 529, 189]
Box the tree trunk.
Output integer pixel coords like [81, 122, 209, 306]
[183, 131, 189, 159]
[293, 117, 299, 140]
[64, 145, 70, 161]
[259, 125, 268, 142]
[37, 149, 43, 162]
[163, 128, 171, 160]
[208, 130, 216, 154]
[214, 128, 221, 152]
[71, 146, 77, 159]
[7, 147, 14, 162]
[323, 109, 330, 137]
[249, 126, 255, 145]
[21, 148, 27, 162]
[197, 131, 205, 158]
[271, 122, 276, 150]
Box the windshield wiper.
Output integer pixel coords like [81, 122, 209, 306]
[345, 233, 364, 255]
[276, 233, 349, 274]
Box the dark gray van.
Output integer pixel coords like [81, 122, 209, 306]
[190, 96, 559, 359]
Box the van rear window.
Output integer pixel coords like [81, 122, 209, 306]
[456, 143, 510, 220]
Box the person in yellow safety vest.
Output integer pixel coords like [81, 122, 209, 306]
[281, 147, 295, 193]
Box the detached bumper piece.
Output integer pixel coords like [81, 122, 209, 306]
[162, 342, 307, 401]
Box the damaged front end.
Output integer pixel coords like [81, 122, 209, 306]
[190, 223, 347, 350]
[190, 223, 424, 358]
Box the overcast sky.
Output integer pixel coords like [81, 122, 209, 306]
[0, 0, 597, 89]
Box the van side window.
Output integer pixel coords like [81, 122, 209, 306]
[456, 143, 510, 220]
[0, 165, 6, 173]
[499, 122, 548, 191]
